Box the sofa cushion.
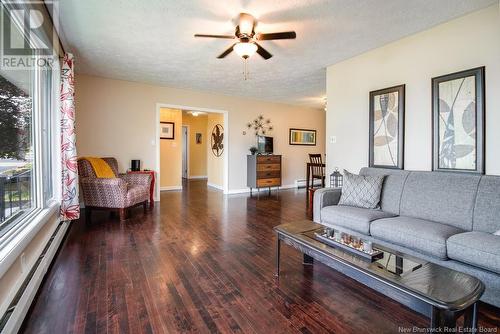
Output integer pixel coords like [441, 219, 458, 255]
[359, 168, 410, 215]
[370, 217, 464, 260]
[447, 232, 500, 274]
[320, 206, 396, 235]
[399, 172, 480, 231]
[338, 170, 384, 209]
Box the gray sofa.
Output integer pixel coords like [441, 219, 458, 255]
[313, 167, 500, 308]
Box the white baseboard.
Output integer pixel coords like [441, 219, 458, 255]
[225, 184, 296, 195]
[207, 183, 224, 191]
[160, 185, 182, 191]
[188, 175, 207, 179]
[1, 220, 69, 334]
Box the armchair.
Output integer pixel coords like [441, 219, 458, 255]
[78, 157, 152, 221]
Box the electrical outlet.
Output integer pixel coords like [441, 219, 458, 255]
[330, 136, 337, 144]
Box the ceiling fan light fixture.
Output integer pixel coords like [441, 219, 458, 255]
[234, 42, 257, 59]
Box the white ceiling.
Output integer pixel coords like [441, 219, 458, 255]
[58, 0, 496, 109]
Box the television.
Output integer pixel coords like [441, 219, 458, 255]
[257, 136, 273, 154]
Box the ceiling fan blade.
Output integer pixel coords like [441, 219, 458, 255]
[194, 34, 235, 39]
[256, 31, 296, 40]
[255, 43, 272, 60]
[217, 44, 236, 58]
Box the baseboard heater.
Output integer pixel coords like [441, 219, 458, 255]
[295, 179, 324, 189]
[0, 220, 70, 333]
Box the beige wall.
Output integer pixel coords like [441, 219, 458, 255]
[182, 112, 207, 178]
[75, 74, 325, 193]
[326, 5, 500, 175]
[159, 108, 182, 189]
[207, 113, 224, 188]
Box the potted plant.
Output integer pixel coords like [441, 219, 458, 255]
[249, 146, 258, 155]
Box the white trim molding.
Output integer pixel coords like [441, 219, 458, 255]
[160, 186, 183, 191]
[1, 220, 69, 334]
[188, 175, 208, 179]
[155, 103, 229, 201]
[207, 183, 224, 191]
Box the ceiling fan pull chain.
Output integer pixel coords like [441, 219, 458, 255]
[243, 58, 249, 80]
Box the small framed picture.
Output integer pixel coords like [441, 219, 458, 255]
[160, 122, 175, 140]
[289, 128, 316, 146]
[196, 133, 202, 144]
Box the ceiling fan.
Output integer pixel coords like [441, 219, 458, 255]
[194, 13, 296, 61]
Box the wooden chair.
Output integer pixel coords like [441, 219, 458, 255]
[308, 154, 325, 188]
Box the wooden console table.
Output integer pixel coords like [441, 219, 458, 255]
[247, 155, 282, 196]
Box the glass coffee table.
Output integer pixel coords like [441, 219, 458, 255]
[274, 220, 484, 333]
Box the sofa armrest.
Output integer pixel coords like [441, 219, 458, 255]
[313, 188, 342, 223]
[119, 173, 152, 187]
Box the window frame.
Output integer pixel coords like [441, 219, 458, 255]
[0, 2, 61, 277]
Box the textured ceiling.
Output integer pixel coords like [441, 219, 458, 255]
[58, 0, 496, 109]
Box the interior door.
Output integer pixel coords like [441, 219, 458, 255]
[182, 126, 188, 178]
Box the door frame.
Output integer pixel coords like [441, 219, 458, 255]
[155, 103, 229, 200]
[182, 125, 189, 179]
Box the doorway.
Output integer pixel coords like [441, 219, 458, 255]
[156, 104, 228, 200]
[182, 126, 188, 179]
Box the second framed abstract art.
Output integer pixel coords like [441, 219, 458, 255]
[432, 67, 485, 174]
[369, 84, 405, 169]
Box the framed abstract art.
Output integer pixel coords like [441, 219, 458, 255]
[289, 128, 316, 146]
[369, 84, 405, 169]
[432, 67, 485, 174]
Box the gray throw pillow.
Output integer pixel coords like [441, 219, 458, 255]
[338, 170, 385, 209]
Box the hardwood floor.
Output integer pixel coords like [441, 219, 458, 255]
[21, 180, 500, 333]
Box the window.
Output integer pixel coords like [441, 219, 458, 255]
[0, 4, 58, 239]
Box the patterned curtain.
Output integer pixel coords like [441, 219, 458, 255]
[60, 53, 80, 221]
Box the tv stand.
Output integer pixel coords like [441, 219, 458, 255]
[247, 155, 282, 196]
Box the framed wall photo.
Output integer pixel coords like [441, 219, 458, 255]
[432, 67, 485, 174]
[160, 122, 175, 140]
[195, 133, 202, 144]
[289, 128, 316, 146]
[369, 84, 405, 169]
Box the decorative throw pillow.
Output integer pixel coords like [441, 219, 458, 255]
[338, 170, 385, 209]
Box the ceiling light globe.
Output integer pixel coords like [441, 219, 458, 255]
[234, 42, 257, 59]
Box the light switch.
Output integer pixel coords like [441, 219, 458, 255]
[330, 136, 337, 144]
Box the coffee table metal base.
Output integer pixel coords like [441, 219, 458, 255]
[275, 228, 480, 333]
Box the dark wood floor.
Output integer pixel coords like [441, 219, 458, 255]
[21, 180, 500, 333]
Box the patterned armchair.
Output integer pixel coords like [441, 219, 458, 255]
[78, 157, 152, 221]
